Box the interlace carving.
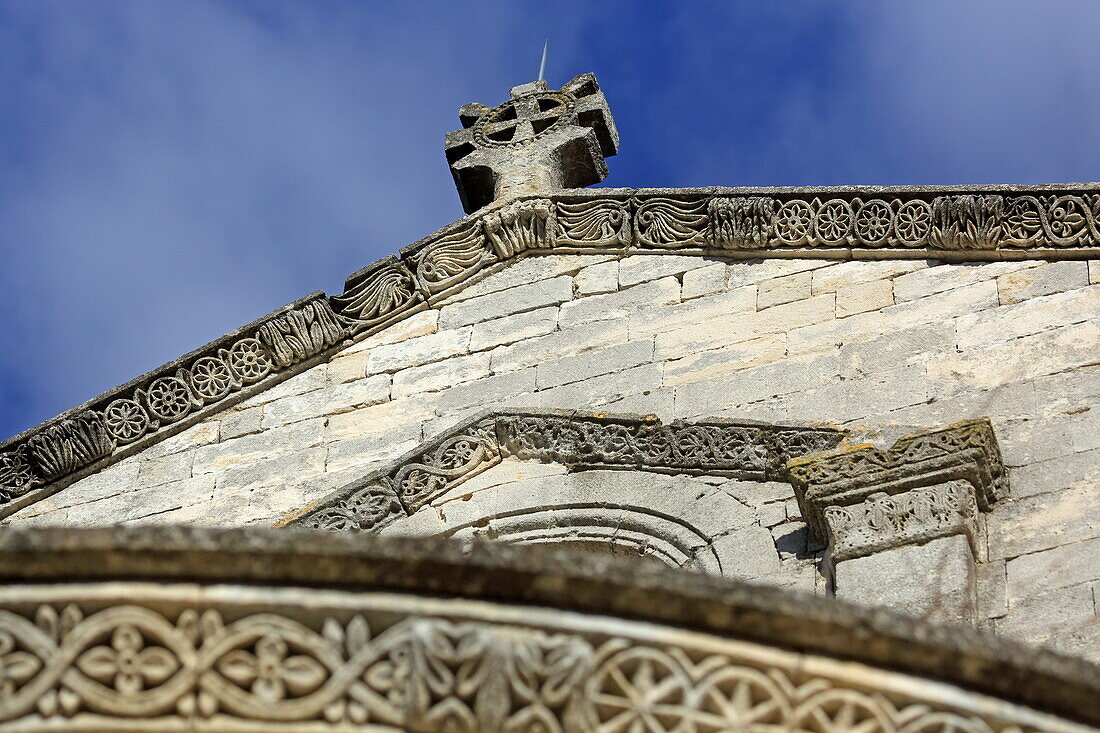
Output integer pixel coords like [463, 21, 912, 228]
[0, 592, 1078, 732]
[287, 410, 843, 533]
[788, 419, 1007, 560]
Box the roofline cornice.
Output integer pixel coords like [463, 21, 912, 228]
[3, 183, 1099, 518]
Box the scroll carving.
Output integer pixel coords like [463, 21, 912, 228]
[409, 221, 491, 295]
[0, 591, 1084, 732]
[634, 197, 708, 248]
[557, 199, 630, 247]
[331, 258, 421, 329]
[287, 410, 842, 533]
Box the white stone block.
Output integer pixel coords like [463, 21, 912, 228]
[681, 262, 726, 300]
[618, 254, 710, 287]
[261, 374, 391, 428]
[438, 276, 572, 329]
[997, 260, 1090, 305]
[489, 319, 629, 374]
[758, 272, 811, 309]
[811, 259, 927, 295]
[469, 307, 557, 352]
[574, 260, 619, 295]
[367, 327, 471, 374]
[536, 340, 654, 389]
[892, 261, 1035, 302]
[558, 277, 680, 330]
[391, 352, 492, 398]
[835, 278, 893, 317]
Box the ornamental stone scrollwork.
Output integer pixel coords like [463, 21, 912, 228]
[556, 198, 631, 247]
[407, 220, 492, 295]
[331, 256, 422, 331]
[5, 185, 1099, 519]
[634, 197, 708, 248]
[286, 409, 843, 533]
[0, 545, 1094, 733]
[788, 418, 1007, 562]
[0, 294, 346, 517]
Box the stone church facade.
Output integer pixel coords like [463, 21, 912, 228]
[1, 74, 1098, 731]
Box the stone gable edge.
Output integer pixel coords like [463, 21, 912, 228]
[3, 182, 1099, 520]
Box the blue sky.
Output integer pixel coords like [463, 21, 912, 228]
[2, 1, 1099, 439]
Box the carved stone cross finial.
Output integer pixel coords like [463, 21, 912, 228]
[445, 73, 618, 213]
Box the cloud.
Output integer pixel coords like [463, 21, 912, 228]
[1, 0, 1098, 438]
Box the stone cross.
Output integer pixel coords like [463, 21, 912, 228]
[445, 73, 618, 213]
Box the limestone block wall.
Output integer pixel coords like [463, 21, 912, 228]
[8, 253, 1100, 661]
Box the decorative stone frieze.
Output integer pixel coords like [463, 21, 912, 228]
[0, 527, 1098, 732]
[285, 409, 844, 533]
[4, 182, 1093, 517]
[0, 294, 347, 519]
[788, 418, 1007, 562]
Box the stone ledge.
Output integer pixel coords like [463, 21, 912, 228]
[3, 184, 1094, 519]
[0, 526, 1097, 729]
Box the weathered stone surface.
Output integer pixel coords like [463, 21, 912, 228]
[439, 276, 572, 329]
[836, 535, 975, 624]
[193, 419, 326, 474]
[811, 260, 926, 295]
[998, 260, 1090, 305]
[391, 352, 492, 398]
[996, 583, 1096, 645]
[489, 318, 629, 373]
[1006, 535, 1100, 599]
[835, 278, 894, 318]
[261, 374, 390, 428]
[989, 486, 1100, 560]
[1009, 448, 1100, 499]
[468, 306, 557, 352]
[892, 262, 1036, 302]
[758, 271, 811, 309]
[366, 327, 472, 374]
[681, 262, 726, 300]
[536, 339, 654, 389]
[629, 284, 756, 339]
[558, 276, 680, 330]
[955, 286, 1098, 349]
[977, 559, 1008, 620]
[220, 405, 263, 440]
[619, 254, 712, 287]
[573, 259, 618, 295]
[661, 334, 786, 386]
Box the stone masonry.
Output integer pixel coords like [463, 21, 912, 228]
[10, 252, 1099, 663]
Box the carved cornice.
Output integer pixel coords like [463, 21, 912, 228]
[788, 419, 1008, 561]
[281, 408, 844, 532]
[4, 183, 1090, 517]
[0, 528, 1097, 731]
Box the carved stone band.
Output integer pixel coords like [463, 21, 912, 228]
[3, 184, 1079, 518]
[0, 527, 1096, 732]
[787, 419, 1008, 562]
[281, 409, 845, 532]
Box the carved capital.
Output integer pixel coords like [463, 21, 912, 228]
[788, 419, 1007, 562]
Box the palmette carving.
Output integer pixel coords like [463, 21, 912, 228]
[709, 196, 776, 248]
[332, 259, 421, 328]
[557, 199, 630, 246]
[410, 222, 491, 295]
[0, 594, 1078, 732]
[634, 197, 708, 248]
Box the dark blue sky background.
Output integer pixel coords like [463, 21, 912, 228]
[2, 1, 1099, 439]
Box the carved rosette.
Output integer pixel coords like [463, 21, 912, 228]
[0, 576, 1090, 732]
[788, 419, 1007, 562]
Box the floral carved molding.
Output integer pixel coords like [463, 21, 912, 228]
[280, 409, 845, 532]
[0, 578, 1091, 733]
[1, 184, 1075, 518]
[788, 419, 1008, 562]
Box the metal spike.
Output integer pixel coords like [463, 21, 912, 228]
[537, 38, 548, 82]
